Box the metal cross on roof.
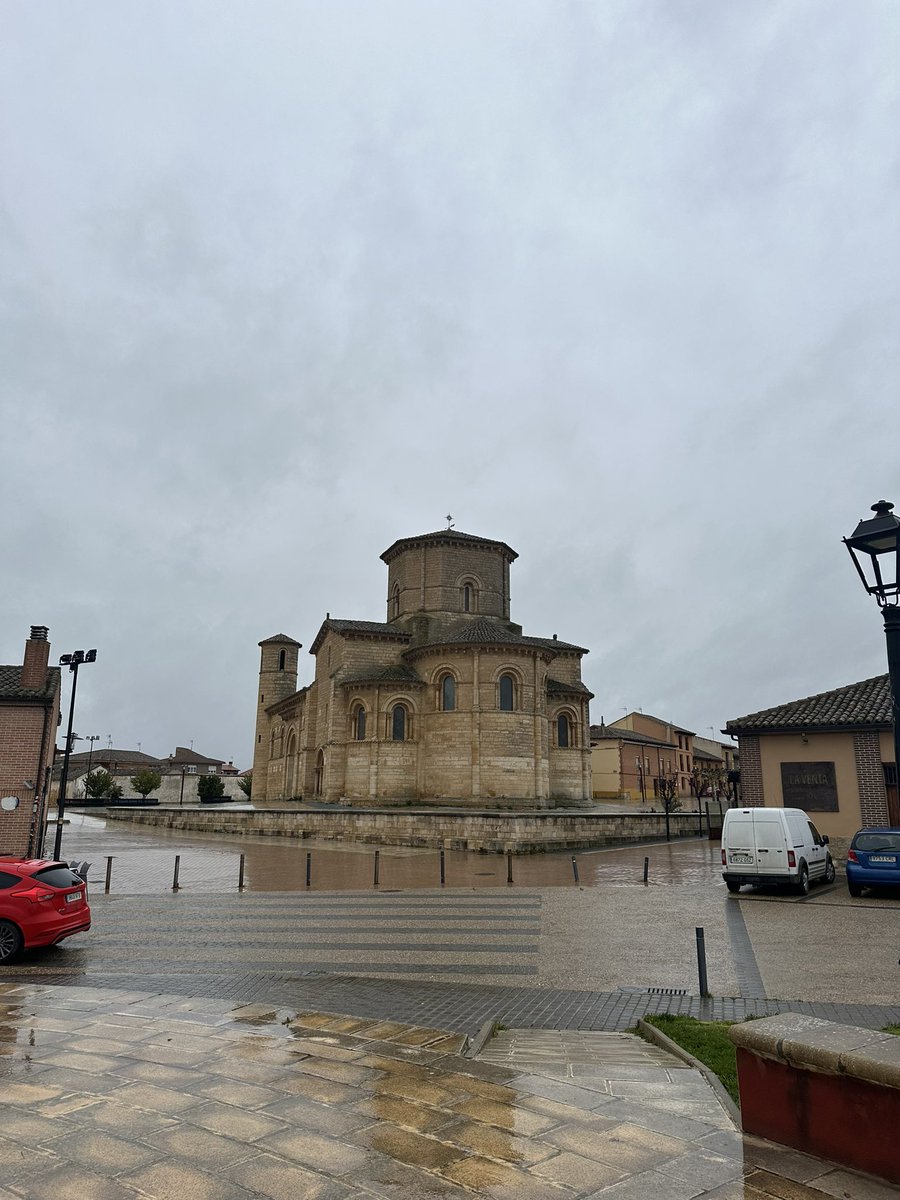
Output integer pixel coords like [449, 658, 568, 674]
[446, 514, 454, 528]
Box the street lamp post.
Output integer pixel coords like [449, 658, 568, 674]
[84, 734, 101, 799]
[53, 649, 97, 861]
[843, 500, 900, 809]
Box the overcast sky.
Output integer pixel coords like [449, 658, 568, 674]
[2, 1, 898, 768]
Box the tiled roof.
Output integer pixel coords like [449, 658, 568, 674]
[339, 664, 425, 687]
[692, 747, 723, 762]
[381, 530, 518, 564]
[0, 664, 60, 702]
[520, 635, 589, 654]
[408, 619, 588, 656]
[310, 619, 411, 655]
[589, 724, 674, 749]
[726, 674, 892, 734]
[546, 677, 593, 696]
[259, 633, 301, 646]
[166, 747, 224, 765]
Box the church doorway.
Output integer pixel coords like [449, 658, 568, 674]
[314, 750, 324, 797]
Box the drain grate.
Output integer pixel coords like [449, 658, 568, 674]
[646, 987, 687, 996]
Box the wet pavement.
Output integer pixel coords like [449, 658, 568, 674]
[1, 982, 896, 1199]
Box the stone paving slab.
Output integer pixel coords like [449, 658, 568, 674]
[0, 984, 895, 1199]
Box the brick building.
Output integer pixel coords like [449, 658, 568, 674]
[253, 529, 593, 807]
[0, 627, 61, 856]
[726, 674, 899, 848]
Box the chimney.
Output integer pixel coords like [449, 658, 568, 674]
[21, 625, 50, 690]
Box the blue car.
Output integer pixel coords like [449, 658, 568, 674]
[846, 828, 900, 897]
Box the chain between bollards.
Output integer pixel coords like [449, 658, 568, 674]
[172, 855, 180, 892]
[695, 926, 709, 997]
[104, 856, 113, 894]
[571, 856, 579, 883]
[643, 855, 649, 885]
[374, 850, 380, 887]
[439, 848, 445, 886]
[306, 851, 311, 888]
[238, 853, 245, 891]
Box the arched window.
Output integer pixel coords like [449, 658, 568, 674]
[463, 583, 472, 612]
[440, 674, 456, 712]
[278, 649, 286, 671]
[557, 713, 571, 748]
[391, 704, 407, 741]
[391, 584, 400, 619]
[353, 705, 366, 741]
[499, 674, 515, 711]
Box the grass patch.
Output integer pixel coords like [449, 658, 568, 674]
[885, 1025, 900, 1035]
[643, 1014, 740, 1105]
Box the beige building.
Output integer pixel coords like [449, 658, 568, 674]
[726, 674, 899, 847]
[589, 723, 676, 802]
[252, 529, 593, 807]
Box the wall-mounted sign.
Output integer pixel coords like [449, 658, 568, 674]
[0, 796, 20, 811]
[780, 762, 838, 812]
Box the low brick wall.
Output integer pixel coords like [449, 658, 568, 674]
[103, 805, 703, 852]
[730, 1013, 900, 1185]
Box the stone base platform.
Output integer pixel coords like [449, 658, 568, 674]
[102, 804, 704, 852]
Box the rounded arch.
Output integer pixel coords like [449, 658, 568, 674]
[390, 582, 401, 619]
[384, 694, 418, 741]
[278, 648, 286, 671]
[553, 707, 579, 749]
[349, 699, 368, 741]
[455, 574, 482, 614]
[433, 668, 457, 712]
[491, 663, 524, 712]
[314, 749, 325, 796]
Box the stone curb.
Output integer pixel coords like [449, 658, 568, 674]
[462, 1016, 500, 1059]
[636, 1017, 742, 1128]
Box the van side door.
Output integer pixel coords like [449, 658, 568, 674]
[806, 820, 827, 877]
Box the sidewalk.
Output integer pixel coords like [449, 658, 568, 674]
[0, 982, 895, 1199]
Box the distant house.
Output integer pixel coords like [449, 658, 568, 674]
[52, 745, 238, 799]
[0, 626, 61, 856]
[726, 674, 898, 847]
[589, 723, 677, 802]
[161, 747, 229, 777]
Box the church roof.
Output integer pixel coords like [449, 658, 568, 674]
[380, 529, 518, 564]
[310, 619, 411, 655]
[405, 618, 588, 656]
[726, 674, 892, 734]
[547, 677, 593, 697]
[339, 664, 425, 687]
[258, 634, 301, 647]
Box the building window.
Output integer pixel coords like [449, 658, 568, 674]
[499, 674, 515, 711]
[187, 765, 197, 774]
[463, 583, 473, 612]
[440, 674, 456, 712]
[391, 584, 400, 619]
[353, 706, 366, 741]
[391, 704, 407, 741]
[278, 649, 285, 671]
[557, 714, 571, 749]
[884, 763, 898, 787]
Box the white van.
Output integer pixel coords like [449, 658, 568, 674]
[721, 807, 835, 895]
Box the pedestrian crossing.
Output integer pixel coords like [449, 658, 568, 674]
[86, 892, 542, 985]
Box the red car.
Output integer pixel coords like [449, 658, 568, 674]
[0, 858, 91, 964]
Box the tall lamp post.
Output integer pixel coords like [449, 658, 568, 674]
[843, 500, 900, 809]
[53, 649, 97, 861]
[84, 734, 101, 798]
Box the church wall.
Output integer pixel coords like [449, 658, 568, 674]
[387, 543, 510, 621]
[549, 746, 589, 799]
[545, 651, 583, 686]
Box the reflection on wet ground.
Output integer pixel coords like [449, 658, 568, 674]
[0, 982, 893, 1199]
[56, 811, 725, 893]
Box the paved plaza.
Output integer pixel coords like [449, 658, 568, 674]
[1, 982, 897, 1199]
[1, 813, 898, 1196]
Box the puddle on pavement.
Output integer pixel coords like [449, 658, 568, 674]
[56, 811, 725, 893]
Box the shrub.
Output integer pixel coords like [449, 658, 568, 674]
[197, 774, 225, 801]
[130, 769, 162, 799]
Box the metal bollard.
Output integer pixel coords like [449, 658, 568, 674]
[238, 853, 245, 891]
[374, 850, 380, 887]
[571, 856, 579, 883]
[172, 855, 180, 892]
[507, 851, 513, 885]
[440, 848, 445, 886]
[643, 856, 649, 885]
[695, 926, 709, 997]
[306, 851, 311, 888]
[104, 856, 113, 894]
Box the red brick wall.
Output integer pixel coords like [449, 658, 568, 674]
[0, 699, 57, 856]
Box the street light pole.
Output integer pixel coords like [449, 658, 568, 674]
[844, 500, 900, 815]
[53, 650, 97, 861]
[84, 734, 100, 797]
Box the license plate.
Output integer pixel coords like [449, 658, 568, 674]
[66, 891, 82, 903]
[730, 854, 752, 864]
[869, 856, 897, 864]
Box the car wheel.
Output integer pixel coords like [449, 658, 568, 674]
[725, 880, 742, 893]
[796, 864, 810, 896]
[0, 920, 22, 964]
[824, 857, 835, 885]
[848, 881, 862, 898]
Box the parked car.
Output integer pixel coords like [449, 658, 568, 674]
[846, 829, 900, 897]
[0, 858, 91, 964]
[721, 807, 835, 894]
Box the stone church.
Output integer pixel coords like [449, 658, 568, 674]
[252, 529, 593, 807]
